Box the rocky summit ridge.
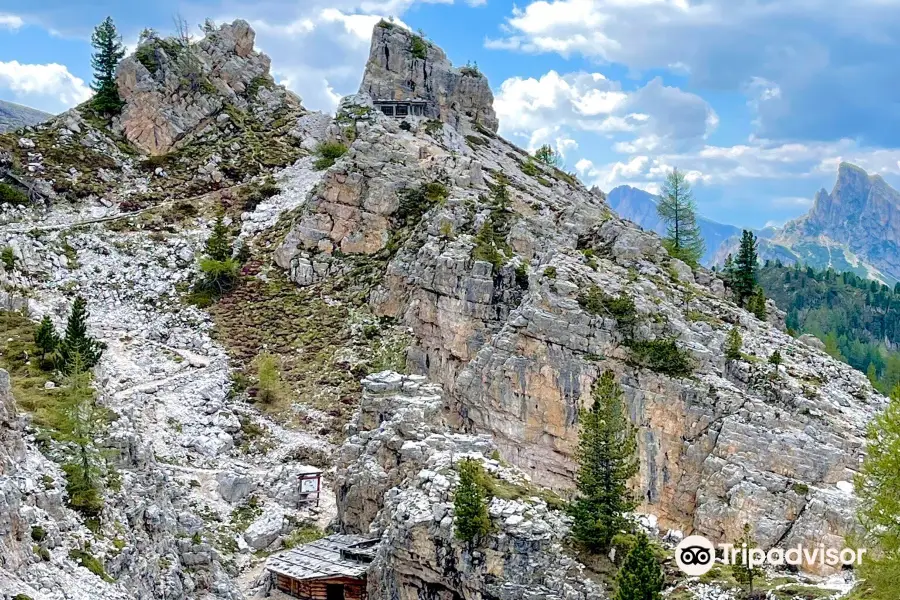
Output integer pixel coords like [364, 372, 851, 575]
[0, 17, 881, 600]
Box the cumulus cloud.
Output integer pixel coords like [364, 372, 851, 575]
[0, 61, 92, 111]
[487, 0, 900, 145]
[495, 69, 717, 154]
[0, 14, 23, 30]
[578, 137, 900, 194]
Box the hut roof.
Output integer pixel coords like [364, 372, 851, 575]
[266, 534, 379, 581]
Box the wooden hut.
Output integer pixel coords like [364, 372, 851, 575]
[266, 534, 379, 600]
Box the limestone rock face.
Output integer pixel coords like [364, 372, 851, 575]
[116, 20, 302, 155]
[278, 42, 885, 573]
[336, 372, 604, 600]
[359, 22, 499, 133]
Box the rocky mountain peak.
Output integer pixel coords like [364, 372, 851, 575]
[116, 19, 302, 155]
[358, 21, 499, 133]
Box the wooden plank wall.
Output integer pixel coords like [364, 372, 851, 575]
[274, 574, 367, 600]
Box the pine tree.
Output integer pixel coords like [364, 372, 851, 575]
[725, 327, 742, 361]
[733, 230, 758, 305]
[34, 315, 59, 366]
[454, 458, 492, 543]
[59, 352, 106, 519]
[732, 523, 764, 593]
[58, 297, 105, 374]
[769, 349, 783, 375]
[614, 533, 664, 600]
[205, 215, 232, 261]
[855, 385, 900, 598]
[90, 17, 126, 116]
[656, 168, 705, 267]
[569, 370, 639, 552]
[749, 287, 767, 320]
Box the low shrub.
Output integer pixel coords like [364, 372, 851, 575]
[577, 286, 637, 333]
[629, 339, 693, 377]
[313, 141, 348, 170]
[0, 182, 28, 205]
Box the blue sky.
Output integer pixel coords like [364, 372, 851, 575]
[2, 0, 900, 230]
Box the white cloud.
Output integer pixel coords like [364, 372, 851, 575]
[487, 0, 900, 145]
[0, 61, 92, 111]
[495, 69, 716, 157]
[0, 14, 23, 30]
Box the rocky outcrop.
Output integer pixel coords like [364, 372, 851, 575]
[359, 22, 499, 133]
[336, 372, 604, 600]
[276, 29, 887, 576]
[116, 20, 302, 155]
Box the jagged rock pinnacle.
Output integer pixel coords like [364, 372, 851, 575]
[115, 19, 301, 155]
[358, 21, 499, 133]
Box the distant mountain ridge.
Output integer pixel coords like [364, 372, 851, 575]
[0, 99, 52, 132]
[606, 185, 741, 265]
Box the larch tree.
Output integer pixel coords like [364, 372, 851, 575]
[90, 17, 126, 116]
[569, 370, 639, 552]
[855, 385, 900, 598]
[657, 168, 705, 267]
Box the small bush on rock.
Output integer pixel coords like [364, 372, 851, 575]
[1, 246, 15, 270]
[577, 286, 637, 335]
[313, 141, 348, 170]
[629, 339, 693, 377]
[0, 182, 29, 205]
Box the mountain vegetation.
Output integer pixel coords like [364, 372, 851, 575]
[656, 168, 705, 266]
[569, 370, 639, 552]
[759, 261, 900, 393]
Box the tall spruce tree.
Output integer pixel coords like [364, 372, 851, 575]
[454, 458, 492, 544]
[569, 370, 639, 552]
[34, 315, 59, 366]
[733, 230, 758, 305]
[614, 533, 664, 600]
[657, 168, 705, 267]
[58, 297, 105, 374]
[855, 385, 900, 598]
[90, 17, 126, 116]
[749, 286, 767, 320]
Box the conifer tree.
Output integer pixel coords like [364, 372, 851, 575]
[454, 458, 492, 543]
[749, 287, 767, 320]
[206, 215, 232, 261]
[657, 168, 705, 267]
[855, 385, 900, 599]
[769, 349, 782, 369]
[569, 370, 639, 552]
[725, 327, 742, 361]
[733, 230, 758, 305]
[90, 17, 126, 116]
[59, 352, 106, 519]
[732, 524, 764, 594]
[614, 532, 664, 600]
[58, 297, 105, 374]
[34, 315, 59, 366]
[534, 144, 563, 168]
[722, 254, 735, 285]
[196, 215, 239, 297]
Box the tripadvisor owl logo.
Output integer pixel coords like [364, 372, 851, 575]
[674, 534, 868, 576]
[675, 535, 716, 576]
